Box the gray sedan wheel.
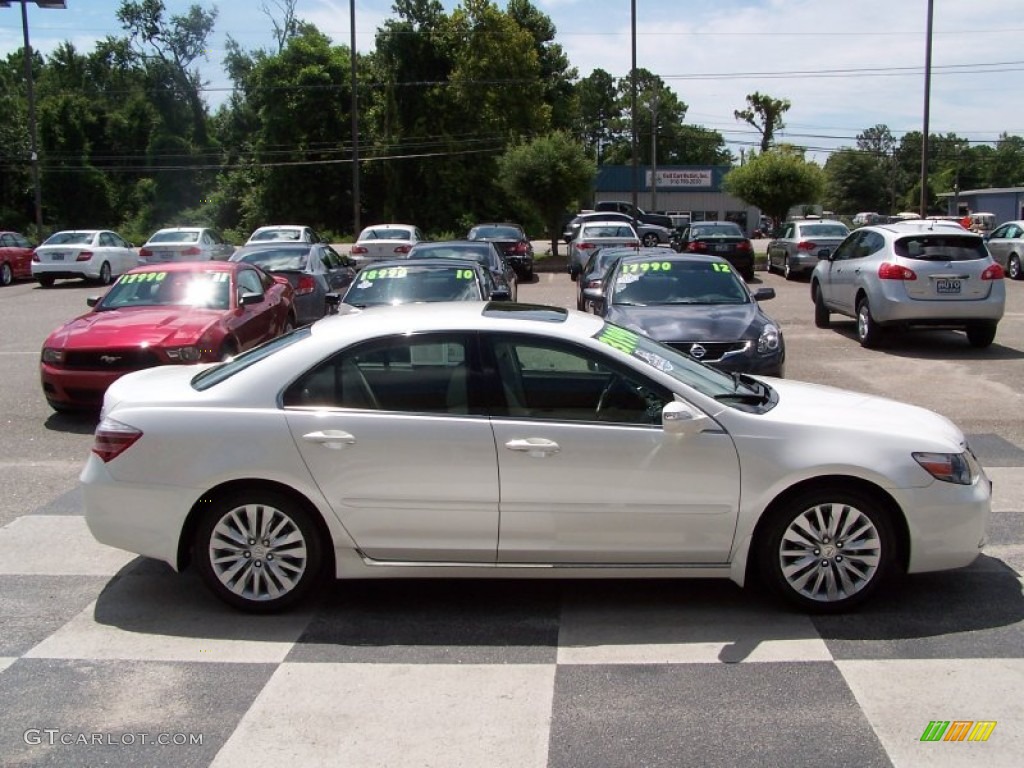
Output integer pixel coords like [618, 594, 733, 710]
[813, 286, 830, 328]
[759, 488, 894, 612]
[1008, 254, 1022, 281]
[783, 258, 794, 281]
[195, 490, 322, 612]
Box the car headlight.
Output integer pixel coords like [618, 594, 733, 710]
[41, 348, 64, 364]
[166, 346, 201, 363]
[913, 452, 975, 485]
[757, 324, 780, 353]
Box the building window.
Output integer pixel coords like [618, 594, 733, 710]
[725, 211, 748, 229]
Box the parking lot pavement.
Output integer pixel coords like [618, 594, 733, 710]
[1, 272, 1023, 766]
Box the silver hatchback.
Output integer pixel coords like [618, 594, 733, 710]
[811, 221, 1005, 348]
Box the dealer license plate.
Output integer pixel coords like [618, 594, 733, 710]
[50, 253, 65, 261]
[935, 278, 961, 294]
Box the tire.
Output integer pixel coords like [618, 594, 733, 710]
[97, 261, 112, 285]
[966, 322, 997, 348]
[743, 266, 755, 282]
[1, 262, 12, 287]
[783, 258, 794, 281]
[282, 315, 295, 335]
[642, 233, 659, 248]
[219, 341, 238, 362]
[38, 276, 55, 288]
[1008, 254, 1022, 281]
[856, 297, 882, 348]
[813, 286, 830, 328]
[193, 489, 323, 613]
[757, 486, 896, 612]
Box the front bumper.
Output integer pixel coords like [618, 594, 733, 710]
[41, 364, 126, 409]
[898, 471, 991, 573]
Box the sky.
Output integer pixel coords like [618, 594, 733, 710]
[2, 0, 1022, 165]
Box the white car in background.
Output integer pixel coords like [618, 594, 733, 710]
[245, 225, 322, 246]
[140, 227, 236, 263]
[83, 302, 990, 614]
[350, 224, 423, 267]
[31, 229, 140, 287]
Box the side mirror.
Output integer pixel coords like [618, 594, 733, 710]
[662, 400, 713, 436]
[87, 296, 100, 308]
[238, 290, 263, 306]
[325, 293, 342, 315]
[817, 249, 832, 260]
[751, 287, 775, 301]
[490, 287, 512, 302]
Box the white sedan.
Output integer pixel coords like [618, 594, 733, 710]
[350, 223, 423, 267]
[83, 303, 991, 613]
[32, 229, 140, 287]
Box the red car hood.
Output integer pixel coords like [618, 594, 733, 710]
[47, 306, 224, 349]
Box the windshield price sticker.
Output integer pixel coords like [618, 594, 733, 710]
[596, 325, 640, 354]
[455, 269, 475, 280]
[119, 272, 167, 284]
[711, 263, 732, 273]
[622, 261, 673, 274]
[362, 267, 408, 281]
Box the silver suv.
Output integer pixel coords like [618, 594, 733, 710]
[810, 221, 1005, 348]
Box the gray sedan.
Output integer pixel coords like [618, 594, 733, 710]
[984, 220, 1024, 280]
[231, 243, 357, 326]
[766, 220, 849, 280]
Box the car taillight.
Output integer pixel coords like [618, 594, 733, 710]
[877, 262, 917, 280]
[76, 250, 94, 262]
[737, 240, 752, 252]
[513, 241, 529, 255]
[182, 246, 201, 256]
[296, 275, 317, 295]
[394, 244, 411, 254]
[687, 242, 708, 252]
[32, 250, 40, 262]
[797, 241, 817, 251]
[578, 242, 596, 250]
[139, 247, 153, 259]
[92, 418, 142, 462]
[982, 263, 1005, 280]
[350, 245, 368, 255]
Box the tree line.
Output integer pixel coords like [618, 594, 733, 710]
[3, 0, 1023, 245]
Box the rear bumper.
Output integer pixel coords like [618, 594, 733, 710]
[32, 263, 97, 280]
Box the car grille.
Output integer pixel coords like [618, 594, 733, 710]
[667, 341, 750, 362]
[62, 350, 162, 370]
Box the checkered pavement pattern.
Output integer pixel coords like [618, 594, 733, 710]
[1, 435, 1023, 768]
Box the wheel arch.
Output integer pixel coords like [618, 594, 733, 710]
[176, 478, 337, 577]
[743, 474, 910, 585]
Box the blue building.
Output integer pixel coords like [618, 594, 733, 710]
[936, 187, 1024, 226]
[594, 165, 760, 235]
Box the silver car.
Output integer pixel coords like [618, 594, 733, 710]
[568, 221, 640, 279]
[140, 227, 236, 263]
[767, 220, 849, 280]
[984, 220, 1024, 280]
[811, 221, 1005, 348]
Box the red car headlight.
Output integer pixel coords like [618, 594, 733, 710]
[41, 348, 64, 364]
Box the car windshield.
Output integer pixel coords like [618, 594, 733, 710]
[471, 226, 520, 239]
[237, 248, 308, 271]
[692, 224, 743, 238]
[592, 322, 765, 402]
[192, 327, 312, 391]
[611, 260, 749, 306]
[149, 230, 200, 244]
[44, 232, 93, 246]
[252, 229, 301, 241]
[800, 224, 848, 238]
[360, 228, 411, 240]
[98, 270, 232, 310]
[343, 265, 480, 306]
[894, 235, 988, 262]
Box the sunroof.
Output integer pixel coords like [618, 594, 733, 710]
[482, 302, 568, 322]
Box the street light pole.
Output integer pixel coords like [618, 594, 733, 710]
[349, 0, 360, 235]
[1, 0, 67, 235]
[630, 0, 638, 211]
[650, 91, 658, 212]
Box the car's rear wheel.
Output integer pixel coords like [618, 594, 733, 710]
[194, 490, 323, 612]
[813, 286, 830, 328]
[97, 262, 112, 285]
[1008, 254, 1022, 280]
[966, 322, 997, 348]
[1, 263, 12, 286]
[856, 297, 882, 348]
[758, 487, 896, 612]
[783, 258, 794, 281]
[642, 233, 659, 247]
[38, 276, 55, 288]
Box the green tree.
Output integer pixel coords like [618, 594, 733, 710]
[734, 92, 791, 153]
[722, 146, 824, 224]
[823, 149, 886, 215]
[572, 68, 619, 161]
[988, 133, 1024, 188]
[498, 131, 595, 257]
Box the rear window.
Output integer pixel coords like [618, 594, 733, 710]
[360, 228, 411, 241]
[800, 224, 848, 238]
[150, 230, 200, 244]
[44, 232, 93, 246]
[238, 248, 307, 271]
[692, 223, 743, 238]
[471, 226, 521, 239]
[894, 235, 988, 262]
[582, 225, 634, 238]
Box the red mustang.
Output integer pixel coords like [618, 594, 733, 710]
[41, 262, 295, 412]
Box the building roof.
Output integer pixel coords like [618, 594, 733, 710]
[936, 187, 1024, 198]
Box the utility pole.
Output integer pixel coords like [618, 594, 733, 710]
[919, 0, 934, 218]
[630, 0, 638, 211]
[349, 0, 360, 235]
[649, 91, 659, 212]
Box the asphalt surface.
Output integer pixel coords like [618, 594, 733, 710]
[1, 263, 1022, 767]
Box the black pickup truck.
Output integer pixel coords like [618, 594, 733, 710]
[594, 200, 675, 230]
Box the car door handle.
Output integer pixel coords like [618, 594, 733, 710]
[504, 438, 560, 458]
[302, 430, 356, 450]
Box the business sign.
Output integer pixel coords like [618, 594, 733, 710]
[647, 169, 713, 189]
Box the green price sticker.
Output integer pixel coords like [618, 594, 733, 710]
[622, 261, 672, 274]
[455, 269, 474, 280]
[711, 263, 731, 273]
[596, 325, 639, 355]
[120, 271, 167, 284]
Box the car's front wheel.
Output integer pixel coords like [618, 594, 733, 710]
[758, 487, 896, 612]
[1, 262, 12, 287]
[966, 322, 997, 348]
[38, 276, 55, 288]
[813, 286, 830, 328]
[97, 261, 112, 285]
[783, 258, 794, 281]
[1008, 254, 1022, 280]
[194, 490, 323, 612]
[856, 297, 882, 348]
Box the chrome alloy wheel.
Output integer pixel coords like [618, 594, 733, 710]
[208, 503, 309, 602]
[778, 501, 882, 603]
